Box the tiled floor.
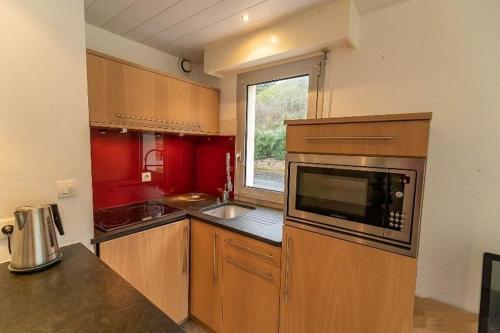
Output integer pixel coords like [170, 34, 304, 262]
[181, 320, 208, 333]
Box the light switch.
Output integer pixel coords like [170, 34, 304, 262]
[57, 180, 77, 198]
[142, 172, 152, 182]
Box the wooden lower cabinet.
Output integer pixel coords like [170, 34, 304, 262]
[190, 220, 281, 333]
[190, 220, 223, 332]
[99, 219, 189, 324]
[222, 246, 280, 333]
[280, 225, 417, 333]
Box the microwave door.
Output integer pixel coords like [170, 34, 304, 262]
[288, 163, 388, 237]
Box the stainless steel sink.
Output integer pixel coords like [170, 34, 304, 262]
[203, 204, 253, 219]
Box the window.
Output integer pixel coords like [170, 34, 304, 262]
[236, 56, 326, 205]
[245, 75, 309, 192]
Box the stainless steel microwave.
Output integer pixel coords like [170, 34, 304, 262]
[285, 154, 426, 257]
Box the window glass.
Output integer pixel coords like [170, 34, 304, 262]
[245, 75, 309, 192]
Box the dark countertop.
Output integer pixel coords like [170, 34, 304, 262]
[92, 194, 283, 247]
[0, 243, 184, 333]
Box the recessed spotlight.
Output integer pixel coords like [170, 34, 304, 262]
[242, 14, 249, 22]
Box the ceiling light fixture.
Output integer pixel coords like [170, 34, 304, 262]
[242, 14, 249, 22]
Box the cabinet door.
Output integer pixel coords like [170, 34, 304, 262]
[222, 246, 280, 333]
[195, 85, 219, 134]
[190, 220, 222, 332]
[100, 220, 189, 324]
[280, 225, 417, 333]
[86, 53, 153, 124]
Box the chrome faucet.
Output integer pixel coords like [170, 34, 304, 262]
[222, 152, 233, 203]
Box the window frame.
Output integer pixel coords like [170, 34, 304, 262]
[235, 56, 326, 207]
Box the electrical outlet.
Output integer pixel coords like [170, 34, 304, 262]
[0, 218, 14, 240]
[57, 180, 77, 198]
[142, 172, 152, 182]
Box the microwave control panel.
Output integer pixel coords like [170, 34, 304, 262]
[385, 173, 413, 237]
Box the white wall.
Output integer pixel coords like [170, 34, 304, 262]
[325, 0, 500, 312]
[204, 0, 359, 77]
[0, 1, 93, 262]
[217, 0, 500, 313]
[86, 24, 220, 88]
[219, 73, 238, 135]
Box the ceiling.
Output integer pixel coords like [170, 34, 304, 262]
[84, 0, 408, 63]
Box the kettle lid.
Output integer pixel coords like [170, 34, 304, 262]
[15, 204, 52, 212]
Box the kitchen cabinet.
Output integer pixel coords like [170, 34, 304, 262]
[195, 85, 219, 133]
[86, 51, 154, 124]
[280, 225, 417, 333]
[190, 220, 223, 332]
[190, 221, 281, 333]
[86, 51, 219, 134]
[99, 219, 189, 324]
[222, 242, 280, 333]
[285, 113, 432, 158]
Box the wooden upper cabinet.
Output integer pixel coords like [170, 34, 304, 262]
[196, 85, 219, 134]
[86, 51, 219, 135]
[86, 53, 154, 124]
[285, 113, 432, 158]
[280, 225, 417, 333]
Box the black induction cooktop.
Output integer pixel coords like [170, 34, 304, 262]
[94, 201, 182, 232]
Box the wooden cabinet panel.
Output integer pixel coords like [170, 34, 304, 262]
[222, 229, 281, 267]
[286, 119, 430, 157]
[222, 246, 280, 333]
[99, 220, 189, 324]
[280, 225, 417, 333]
[87, 51, 219, 134]
[190, 220, 223, 332]
[86, 53, 154, 124]
[196, 86, 219, 134]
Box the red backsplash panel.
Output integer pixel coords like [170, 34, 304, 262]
[195, 136, 235, 197]
[90, 129, 235, 209]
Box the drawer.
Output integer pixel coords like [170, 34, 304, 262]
[222, 230, 281, 268]
[222, 246, 280, 284]
[286, 120, 430, 157]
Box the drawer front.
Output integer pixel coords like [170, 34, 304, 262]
[222, 230, 281, 268]
[222, 246, 280, 284]
[222, 246, 280, 333]
[286, 120, 430, 157]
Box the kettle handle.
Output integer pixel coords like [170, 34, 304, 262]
[50, 204, 65, 236]
[1, 225, 13, 254]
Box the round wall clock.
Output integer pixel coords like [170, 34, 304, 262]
[178, 58, 192, 74]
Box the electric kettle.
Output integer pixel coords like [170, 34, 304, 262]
[1, 204, 64, 272]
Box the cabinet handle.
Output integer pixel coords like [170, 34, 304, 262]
[182, 226, 188, 274]
[302, 135, 396, 140]
[224, 239, 274, 261]
[224, 256, 273, 282]
[213, 233, 218, 285]
[284, 234, 292, 303]
[115, 113, 201, 128]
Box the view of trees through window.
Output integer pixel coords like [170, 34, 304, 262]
[245, 75, 309, 192]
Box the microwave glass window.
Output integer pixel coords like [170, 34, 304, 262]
[298, 173, 368, 217]
[295, 166, 387, 226]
